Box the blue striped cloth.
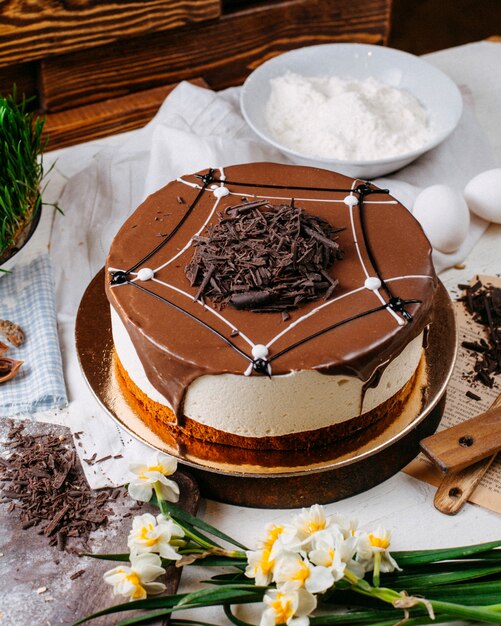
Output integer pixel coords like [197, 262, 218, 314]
[0, 255, 67, 416]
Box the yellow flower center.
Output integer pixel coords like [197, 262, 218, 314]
[259, 548, 275, 575]
[369, 533, 390, 549]
[263, 524, 284, 551]
[291, 560, 310, 584]
[147, 464, 165, 473]
[138, 523, 157, 547]
[138, 464, 166, 480]
[305, 518, 326, 535]
[327, 548, 335, 566]
[125, 572, 145, 598]
[272, 593, 294, 624]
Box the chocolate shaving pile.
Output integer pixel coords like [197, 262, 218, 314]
[458, 279, 501, 387]
[0, 424, 116, 551]
[185, 200, 344, 313]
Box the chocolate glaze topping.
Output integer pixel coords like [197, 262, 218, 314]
[106, 163, 437, 416]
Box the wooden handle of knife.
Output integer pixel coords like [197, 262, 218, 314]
[434, 454, 497, 515]
[420, 406, 501, 473]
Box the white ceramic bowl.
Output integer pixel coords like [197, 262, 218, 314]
[240, 43, 463, 178]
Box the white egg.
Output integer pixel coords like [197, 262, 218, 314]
[464, 169, 501, 223]
[412, 184, 470, 254]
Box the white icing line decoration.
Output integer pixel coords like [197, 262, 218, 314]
[264, 274, 433, 350]
[364, 276, 382, 291]
[150, 277, 255, 350]
[137, 267, 154, 281]
[151, 194, 222, 274]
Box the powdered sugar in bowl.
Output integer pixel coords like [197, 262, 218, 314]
[241, 44, 463, 178]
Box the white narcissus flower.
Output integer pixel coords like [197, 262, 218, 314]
[356, 526, 401, 573]
[309, 528, 364, 581]
[103, 552, 166, 601]
[288, 505, 331, 551]
[261, 523, 286, 552]
[128, 513, 185, 560]
[330, 515, 359, 540]
[308, 530, 347, 582]
[260, 583, 317, 626]
[245, 548, 276, 586]
[273, 553, 334, 594]
[260, 522, 296, 561]
[128, 452, 179, 503]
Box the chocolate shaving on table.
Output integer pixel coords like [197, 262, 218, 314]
[466, 390, 481, 401]
[0, 423, 117, 551]
[0, 319, 25, 347]
[185, 199, 344, 313]
[458, 279, 501, 388]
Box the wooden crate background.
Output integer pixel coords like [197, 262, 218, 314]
[0, 0, 391, 149]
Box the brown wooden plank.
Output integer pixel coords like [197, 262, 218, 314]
[0, 420, 200, 626]
[420, 406, 501, 473]
[0, 62, 38, 103]
[0, 0, 221, 69]
[43, 79, 208, 150]
[389, 0, 501, 55]
[40, 0, 390, 111]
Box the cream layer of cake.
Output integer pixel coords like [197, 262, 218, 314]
[111, 308, 424, 438]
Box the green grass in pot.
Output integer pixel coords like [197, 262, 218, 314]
[0, 90, 45, 264]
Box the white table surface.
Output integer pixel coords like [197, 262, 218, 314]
[39, 40, 501, 625]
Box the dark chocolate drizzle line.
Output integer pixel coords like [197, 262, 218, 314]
[110, 169, 216, 285]
[356, 183, 419, 322]
[197, 174, 359, 194]
[126, 280, 253, 363]
[268, 303, 390, 363]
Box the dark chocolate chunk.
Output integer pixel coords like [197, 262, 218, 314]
[466, 390, 481, 401]
[458, 280, 501, 387]
[185, 199, 344, 313]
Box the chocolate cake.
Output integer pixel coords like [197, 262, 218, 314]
[106, 163, 437, 450]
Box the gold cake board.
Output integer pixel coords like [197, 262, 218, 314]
[76, 270, 456, 508]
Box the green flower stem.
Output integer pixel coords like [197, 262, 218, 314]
[344, 569, 501, 624]
[373, 552, 381, 587]
[154, 482, 236, 553]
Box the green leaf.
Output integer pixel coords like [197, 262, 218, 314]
[393, 541, 501, 567]
[171, 620, 227, 626]
[81, 552, 130, 562]
[384, 563, 501, 589]
[191, 556, 246, 568]
[322, 579, 501, 610]
[170, 618, 228, 626]
[116, 609, 174, 625]
[224, 605, 255, 626]
[72, 587, 264, 625]
[176, 584, 266, 608]
[310, 609, 454, 625]
[157, 498, 248, 551]
[205, 572, 249, 584]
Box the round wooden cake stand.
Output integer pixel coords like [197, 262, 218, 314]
[76, 270, 457, 508]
